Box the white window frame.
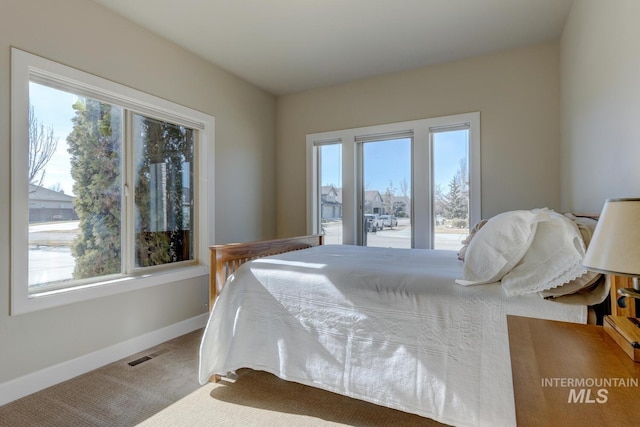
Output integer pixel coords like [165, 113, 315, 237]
[10, 48, 215, 315]
[308, 138, 342, 240]
[306, 112, 480, 248]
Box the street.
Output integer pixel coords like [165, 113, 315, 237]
[323, 218, 468, 251]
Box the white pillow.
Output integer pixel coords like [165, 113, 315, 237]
[501, 211, 588, 296]
[455, 209, 550, 286]
[539, 214, 601, 299]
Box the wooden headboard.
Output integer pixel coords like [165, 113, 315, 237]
[208, 234, 324, 310]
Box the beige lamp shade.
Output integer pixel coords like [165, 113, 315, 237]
[583, 198, 640, 277]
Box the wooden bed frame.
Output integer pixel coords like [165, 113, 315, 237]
[208, 234, 324, 310]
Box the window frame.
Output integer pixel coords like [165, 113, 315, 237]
[308, 138, 343, 243]
[11, 48, 214, 315]
[306, 112, 480, 248]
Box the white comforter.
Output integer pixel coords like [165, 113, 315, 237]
[199, 245, 587, 426]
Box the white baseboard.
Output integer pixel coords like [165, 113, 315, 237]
[0, 313, 208, 406]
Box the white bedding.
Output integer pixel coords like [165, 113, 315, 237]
[198, 245, 587, 427]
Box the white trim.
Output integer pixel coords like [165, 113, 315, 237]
[306, 137, 317, 235]
[27, 59, 207, 130]
[0, 313, 208, 406]
[13, 265, 208, 314]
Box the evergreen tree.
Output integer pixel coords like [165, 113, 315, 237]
[67, 98, 122, 278]
[444, 176, 467, 220]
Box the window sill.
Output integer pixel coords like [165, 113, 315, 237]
[11, 264, 209, 316]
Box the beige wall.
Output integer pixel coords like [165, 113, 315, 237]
[560, 0, 640, 213]
[276, 42, 562, 237]
[0, 0, 275, 385]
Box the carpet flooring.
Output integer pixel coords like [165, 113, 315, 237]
[0, 329, 446, 426]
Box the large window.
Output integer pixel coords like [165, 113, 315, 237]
[11, 49, 213, 314]
[307, 113, 480, 249]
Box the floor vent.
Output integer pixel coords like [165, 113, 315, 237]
[148, 348, 170, 358]
[128, 355, 153, 367]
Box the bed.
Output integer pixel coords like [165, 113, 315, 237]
[199, 210, 609, 427]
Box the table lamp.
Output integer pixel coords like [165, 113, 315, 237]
[583, 198, 640, 362]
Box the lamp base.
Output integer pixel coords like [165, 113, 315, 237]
[603, 315, 640, 362]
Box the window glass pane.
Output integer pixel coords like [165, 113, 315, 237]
[133, 114, 194, 267]
[28, 82, 123, 293]
[432, 129, 469, 250]
[318, 143, 343, 244]
[362, 138, 412, 248]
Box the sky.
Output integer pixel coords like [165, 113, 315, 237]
[29, 82, 77, 195]
[321, 131, 468, 194]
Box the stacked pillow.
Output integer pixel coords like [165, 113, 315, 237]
[455, 209, 550, 286]
[455, 209, 605, 304]
[501, 211, 587, 296]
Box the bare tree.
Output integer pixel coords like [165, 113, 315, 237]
[400, 177, 409, 199]
[49, 182, 63, 193]
[455, 158, 469, 219]
[456, 158, 468, 194]
[28, 106, 59, 186]
[383, 180, 396, 215]
[433, 183, 446, 218]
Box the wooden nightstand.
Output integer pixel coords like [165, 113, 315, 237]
[507, 315, 640, 426]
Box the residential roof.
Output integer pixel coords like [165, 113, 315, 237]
[29, 184, 75, 202]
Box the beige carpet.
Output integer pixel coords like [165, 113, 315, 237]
[0, 329, 446, 426]
[139, 369, 445, 426]
[0, 329, 205, 426]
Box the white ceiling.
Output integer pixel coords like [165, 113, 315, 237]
[91, 0, 573, 95]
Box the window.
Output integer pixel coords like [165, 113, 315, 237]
[307, 113, 480, 249]
[358, 135, 412, 249]
[11, 48, 214, 314]
[311, 140, 343, 244]
[431, 126, 471, 250]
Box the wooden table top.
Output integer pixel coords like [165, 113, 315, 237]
[507, 315, 640, 426]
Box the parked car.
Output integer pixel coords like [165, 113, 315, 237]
[379, 214, 398, 228]
[364, 214, 383, 232]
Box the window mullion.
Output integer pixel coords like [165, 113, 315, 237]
[123, 110, 135, 274]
